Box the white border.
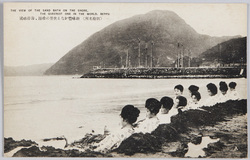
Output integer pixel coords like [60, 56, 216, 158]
[0, 1, 249, 160]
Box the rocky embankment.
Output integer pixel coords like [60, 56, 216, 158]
[4, 100, 247, 158]
[81, 67, 246, 79]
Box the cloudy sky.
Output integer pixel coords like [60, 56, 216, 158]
[4, 3, 247, 66]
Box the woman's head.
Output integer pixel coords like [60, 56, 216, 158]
[191, 91, 201, 103]
[175, 96, 187, 107]
[174, 85, 184, 96]
[206, 83, 218, 96]
[160, 96, 174, 114]
[145, 98, 161, 117]
[188, 85, 199, 94]
[219, 81, 228, 95]
[229, 82, 237, 91]
[120, 105, 140, 125]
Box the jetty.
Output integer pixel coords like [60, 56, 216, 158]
[81, 67, 246, 79]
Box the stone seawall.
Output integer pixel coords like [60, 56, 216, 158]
[81, 67, 246, 79]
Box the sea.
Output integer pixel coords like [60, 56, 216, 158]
[4, 76, 247, 149]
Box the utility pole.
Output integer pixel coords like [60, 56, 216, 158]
[178, 43, 184, 67]
[188, 49, 191, 67]
[138, 38, 141, 67]
[145, 42, 148, 67]
[219, 44, 222, 67]
[128, 55, 131, 67]
[151, 41, 154, 68]
[126, 50, 129, 68]
[126, 45, 129, 68]
[120, 55, 123, 68]
[177, 43, 180, 68]
[182, 45, 184, 67]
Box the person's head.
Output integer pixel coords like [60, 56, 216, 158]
[191, 133, 203, 145]
[219, 81, 228, 95]
[206, 83, 218, 96]
[188, 85, 199, 94]
[174, 85, 184, 96]
[229, 82, 237, 91]
[120, 105, 140, 126]
[160, 96, 174, 114]
[145, 98, 161, 118]
[191, 91, 201, 103]
[175, 96, 187, 107]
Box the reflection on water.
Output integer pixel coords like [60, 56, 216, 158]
[185, 136, 220, 157]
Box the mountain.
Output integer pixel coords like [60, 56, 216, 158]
[4, 63, 53, 76]
[199, 37, 246, 66]
[45, 10, 240, 75]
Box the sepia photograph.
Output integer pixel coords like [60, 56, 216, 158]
[3, 2, 247, 158]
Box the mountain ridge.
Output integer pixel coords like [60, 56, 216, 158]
[200, 37, 246, 65]
[45, 10, 240, 75]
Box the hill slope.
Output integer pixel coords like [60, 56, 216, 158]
[199, 37, 246, 65]
[45, 10, 239, 75]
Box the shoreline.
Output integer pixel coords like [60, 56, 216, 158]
[4, 99, 247, 158]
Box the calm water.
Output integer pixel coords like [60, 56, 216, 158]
[4, 76, 247, 147]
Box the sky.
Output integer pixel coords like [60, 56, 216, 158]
[4, 3, 247, 66]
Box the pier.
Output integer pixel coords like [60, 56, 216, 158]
[81, 67, 246, 79]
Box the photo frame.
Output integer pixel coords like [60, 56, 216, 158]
[1, 1, 249, 159]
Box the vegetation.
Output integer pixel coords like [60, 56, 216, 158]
[199, 37, 246, 66]
[44, 10, 237, 75]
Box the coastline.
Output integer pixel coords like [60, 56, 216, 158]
[4, 99, 247, 158]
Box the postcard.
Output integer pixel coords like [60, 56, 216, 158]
[3, 2, 247, 158]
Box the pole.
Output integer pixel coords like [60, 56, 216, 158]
[188, 50, 191, 67]
[129, 55, 131, 67]
[120, 55, 123, 68]
[151, 41, 154, 68]
[177, 43, 179, 68]
[138, 38, 141, 67]
[145, 42, 148, 67]
[219, 44, 221, 67]
[126, 49, 129, 68]
[182, 45, 184, 67]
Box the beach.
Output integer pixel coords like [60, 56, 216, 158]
[5, 100, 247, 158]
[4, 76, 247, 157]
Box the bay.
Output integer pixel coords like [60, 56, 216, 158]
[4, 76, 247, 147]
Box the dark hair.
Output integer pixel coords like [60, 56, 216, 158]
[176, 96, 187, 107]
[188, 85, 199, 93]
[174, 85, 184, 92]
[229, 82, 237, 89]
[219, 81, 228, 92]
[191, 91, 201, 101]
[160, 96, 174, 110]
[191, 134, 203, 145]
[206, 83, 218, 95]
[145, 98, 161, 115]
[121, 105, 140, 124]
